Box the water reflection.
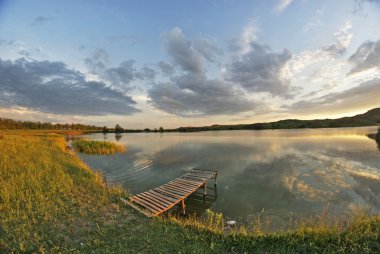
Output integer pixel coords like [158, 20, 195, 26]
[115, 133, 123, 141]
[79, 127, 380, 222]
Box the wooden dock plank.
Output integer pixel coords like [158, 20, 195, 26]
[137, 193, 170, 209]
[130, 197, 161, 214]
[131, 196, 162, 212]
[120, 198, 152, 217]
[169, 178, 200, 185]
[125, 169, 218, 217]
[165, 182, 196, 192]
[181, 175, 207, 182]
[160, 185, 189, 196]
[176, 178, 203, 185]
[155, 187, 184, 199]
[189, 173, 215, 179]
[142, 192, 173, 206]
[166, 182, 198, 192]
[148, 190, 178, 203]
[170, 179, 200, 187]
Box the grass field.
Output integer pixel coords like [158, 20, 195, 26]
[72, 139, 125, 154]
[0, 131, 379, 253]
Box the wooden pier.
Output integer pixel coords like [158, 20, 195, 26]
[121, 169, 218, 217]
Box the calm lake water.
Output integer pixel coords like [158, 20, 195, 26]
[79, 127, 380, 224]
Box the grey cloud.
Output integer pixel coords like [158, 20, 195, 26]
[0, 58, 140, 116]
[84, 49, 155, 89]
[348, 40, 380, 74]
[104, 60, 136, 88]
[150, 29, 294, 116]
[353, 0, 379, 14]
[164, 27, 204, 74]
[18, 49, 32, 59]
[135, 65, 156, 80]
[193, 37, 223, 62]
[287, 78, 380, 113]
[0, 39, 35, 60]
[157, 61, 175, 76]
[225, 42, 294, 97]
[84, 48, 110, 74]
[148, 74, 257, 117]
[0, 39, 25, 50]
[31, 16, 53, 26]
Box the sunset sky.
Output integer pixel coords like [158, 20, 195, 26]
[0, 0, 380, 128]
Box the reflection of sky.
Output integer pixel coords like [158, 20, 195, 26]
[80, 127, 380, 221]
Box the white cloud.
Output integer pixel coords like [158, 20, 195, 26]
[333, 21, 353, 53]
[274, 0, 294, 13]
[281, 21, 353, 90]
[240, 19, 260, 55]
[303, 8, 325, 32]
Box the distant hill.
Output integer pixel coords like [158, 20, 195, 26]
[175, 108, 380, 132]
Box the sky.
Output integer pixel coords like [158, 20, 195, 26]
[0, 0, 380, 129]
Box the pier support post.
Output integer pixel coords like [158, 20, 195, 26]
[203, 181, 207, 197]
[181, 199, 186, 215]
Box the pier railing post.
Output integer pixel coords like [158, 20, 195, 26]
[203, 181, 207, 197]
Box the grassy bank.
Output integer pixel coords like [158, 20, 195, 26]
[0, 131, 379, 253]
[72, 139, 125, 154]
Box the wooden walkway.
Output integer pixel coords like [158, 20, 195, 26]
[121, 169, 218, 217]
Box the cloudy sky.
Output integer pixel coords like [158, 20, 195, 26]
[0, 0, 380, 128]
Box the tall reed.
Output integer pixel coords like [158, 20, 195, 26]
[72, 139, 125, 154]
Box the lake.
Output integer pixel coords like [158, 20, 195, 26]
[79, 127, 380, 225]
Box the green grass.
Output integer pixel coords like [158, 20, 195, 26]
[72, 139, 125, 154]
[0, 131, 379, 253]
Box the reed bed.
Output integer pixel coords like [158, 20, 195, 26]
[72, 139, 125, 154]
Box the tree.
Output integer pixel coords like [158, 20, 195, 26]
[102, 126, 108, 133]
[159, 126, 164, 132]
[115, 124, 124, 133]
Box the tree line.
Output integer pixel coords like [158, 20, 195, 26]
[0, 118, 102, 130]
